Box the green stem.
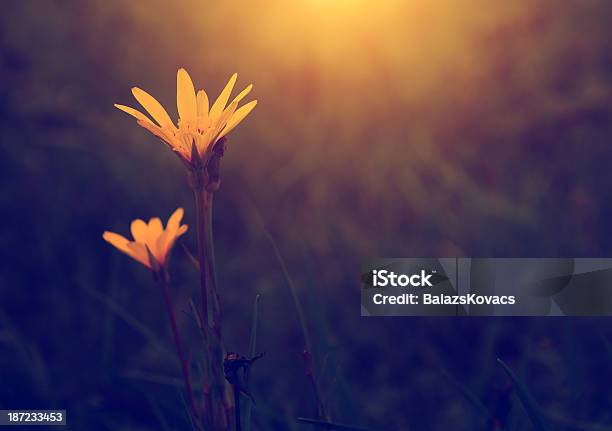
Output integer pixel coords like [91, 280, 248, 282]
[203, 192, 231, 430]
[205, 193, 222, 336]
[193, 185, 210, 328]
[193, 179, 227, 430]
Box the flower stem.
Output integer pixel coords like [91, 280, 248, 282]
[193, 184, 210, 328]
[157, 272, 198, 419]
[205, 193, 222, 336]
[193, 177, 228, 430]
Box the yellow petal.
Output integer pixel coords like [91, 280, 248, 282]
[211, 101, 238, 144]
[126, 242, 152, 269]
[196, 128, 216, 154]
[114, 104, 154, 125]
[229, 84, 253, 106]
[104, 232, 150, 269]
[177, 225, 188, 236]
[158, 220, 188, 264]
[136, 120, 175, 148]
[131, 87, 176, 130]
[177, 133, 197, 157]
[197, 90, 209, 119]
[166, 207, 184, 232]
[209, 73, 237, 120]
[147, 217, 163, 253]
[130, 219, 148, 243]
[216, 101, 238, 131]
[161, 224, 188, 262]
[177, 68, 197, 124]
[103, 231, 131, 254]
[155, 231, 171, 264]
[219, 100, 257, 139]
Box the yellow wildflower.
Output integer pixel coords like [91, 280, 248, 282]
[103, 208, 188, 271]
[114, 68, 257, 167]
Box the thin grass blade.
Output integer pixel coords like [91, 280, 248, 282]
[497, 358, 549, 431]
[81, 285, 174, 359]
[441, 369, 492, 427]
[244, 294, 261, 431]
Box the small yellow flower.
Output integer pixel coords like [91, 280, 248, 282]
[114, 68, 257, 167]
[103, 208, 188, 271]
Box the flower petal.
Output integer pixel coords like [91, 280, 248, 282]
[114, 104, 154, 125]
[126, 242, 152, 269]
[160, 224, 189, 262]
[177, 68, 197, 124]
[103, 231, 131, 254]
[229, 84, 253, 106]
[196, 128, 216, 154]
[211, 101, 238, 142]
[147, 217, 163, 241]
[136, 120, 175, 148]
[166, 207, 184, 232]
[177, 225, 188, 236]
[209, 73, 237, 120]
[130, 219, 148, 243]
[157, 216, 188, 265]
[218, 100, 257, 139]
[104, 232, 150, 269]
[155, 231, 172, 264]
[146, 218, 163, 256]
[197, 90, 209, 119]
[131, 87, 176, 130]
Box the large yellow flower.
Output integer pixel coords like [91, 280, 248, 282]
[103, 208, 188, 271]
[115, 68, 257, 167]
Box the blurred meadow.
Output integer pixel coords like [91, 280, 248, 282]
[2, 0, 612, 429]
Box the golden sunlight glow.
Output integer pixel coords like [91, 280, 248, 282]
[219, 0, 526, 106]
[114, 69, 257, 168]
[103, 207, 188, 271]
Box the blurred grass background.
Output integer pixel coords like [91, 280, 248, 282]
[1, 0, 612, 429]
